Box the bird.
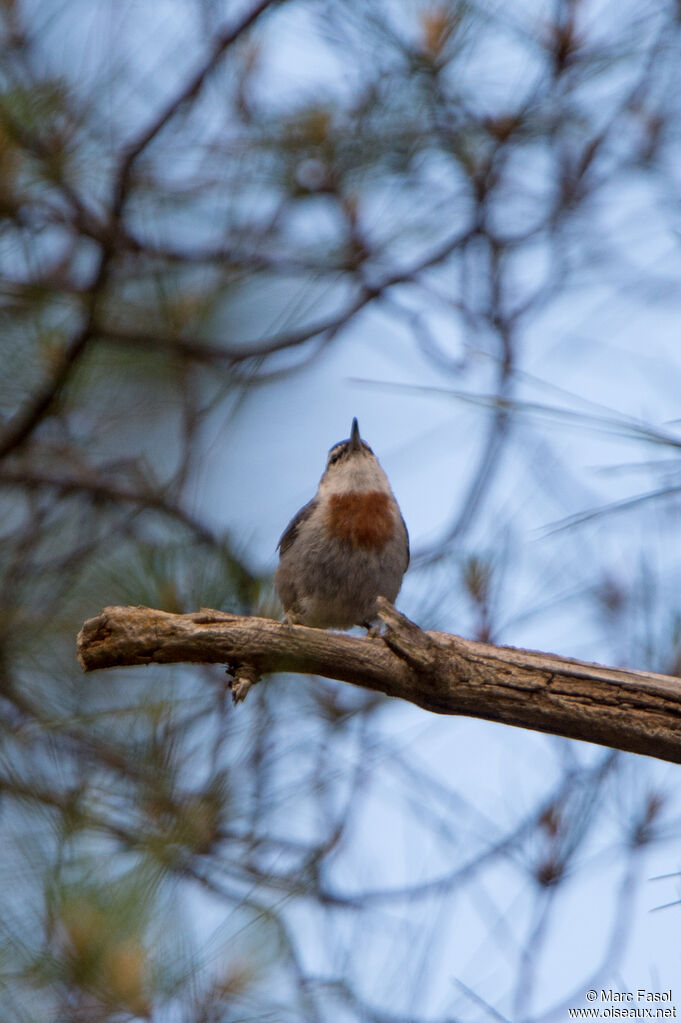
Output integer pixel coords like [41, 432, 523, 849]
[275, 418, 409, 628]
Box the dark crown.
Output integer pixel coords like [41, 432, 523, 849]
[325, 417, 373, 468]
[326, 438, 373, 467]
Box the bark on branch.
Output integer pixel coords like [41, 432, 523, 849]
[77, 598, 681, 764]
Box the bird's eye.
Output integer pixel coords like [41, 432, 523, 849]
[329, 451, 342, 465]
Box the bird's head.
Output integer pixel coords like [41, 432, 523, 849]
[318, 418, 390, 496]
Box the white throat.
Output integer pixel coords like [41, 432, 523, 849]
[318, 456, 391, 497]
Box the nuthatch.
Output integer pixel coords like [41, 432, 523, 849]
[275, 418, 409, 628]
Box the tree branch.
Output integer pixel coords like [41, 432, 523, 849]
[76, 598, 681, 765]
[111, 0, 277, 215]
[0, 467, 218, 545]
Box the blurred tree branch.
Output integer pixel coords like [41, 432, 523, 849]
[0, 0, 278, 462]
[78, 597, 681, 764]
[0, 467, 218, 544]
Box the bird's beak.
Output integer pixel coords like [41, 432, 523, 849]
[349, 417, 362, 452]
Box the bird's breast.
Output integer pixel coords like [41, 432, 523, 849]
[324, 491, 395, 550]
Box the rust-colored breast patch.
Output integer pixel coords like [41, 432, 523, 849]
[326, 491, 393, 549]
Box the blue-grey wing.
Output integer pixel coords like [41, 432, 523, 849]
[401, 513, 410, 570]
[277, 499, 317, 556]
